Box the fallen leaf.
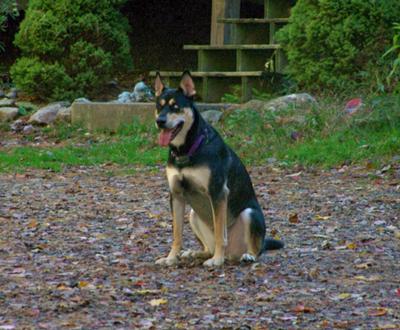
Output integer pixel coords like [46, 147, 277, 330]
[377, 324, 399, 329]
[286, 171, 302, 178]
[315, 215, 331, 221]
[353, 275, 381, 282]
[292, 304, 316, 313]
[56, 284, 71, 291]
[288, 213, 299, 224]
[136, 289, 161, 295]
[346, 242, 357, 250]
[355, 262, 371, 269]
[149, 298, 168, 306]
[320, 320, 330, 328]
[133, 280, 145, 287]
[78, 281, 89, 288]
[336, 293, 351, 300]
[27, 219, 38, 229]
[368, 307, 388, 317]
[333, 321, 353, 329]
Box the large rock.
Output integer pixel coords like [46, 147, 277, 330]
[0, 98, 16, 107]
[71, 102, 155, 131]
[201, 110, 223, 124]
[28, 102, 70, 125]
[56, 106, 72, 123]
[6, 88, 18, 99]
[0, 107, 19, 122]
[238, 93, 316, 112]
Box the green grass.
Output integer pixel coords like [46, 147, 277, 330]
[0, 95, 399, 172]
[220, 94, 400, 167]
[0, 121, 167, 172]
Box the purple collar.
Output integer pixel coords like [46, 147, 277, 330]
[172, 129, 208, 166]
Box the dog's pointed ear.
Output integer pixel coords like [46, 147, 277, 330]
[154, 72, 164, 97]
[180, 71, 196, 97]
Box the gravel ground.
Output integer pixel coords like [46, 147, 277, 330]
[0, 163, 399, 329]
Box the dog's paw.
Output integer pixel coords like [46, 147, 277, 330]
[155, 256, 178, 266]
[181, 249, 195, 259]
[203, 256, 224, 267]
[240, 253, 256, 263]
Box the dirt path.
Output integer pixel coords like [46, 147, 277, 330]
[0, 164, 399, 329]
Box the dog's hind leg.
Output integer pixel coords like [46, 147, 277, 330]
[181, 209, 213, 260]
[226, 208, 265, 262]
[241, 208, 266, 262]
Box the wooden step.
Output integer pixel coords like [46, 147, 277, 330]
[149, 71, 265, 103]
[150, 71, 263, 77]
[218, 18, 289, 24]
[184, 44, 281, 50]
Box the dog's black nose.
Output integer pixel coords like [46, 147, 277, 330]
[156, 117, 166, 128]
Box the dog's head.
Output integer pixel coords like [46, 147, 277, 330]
[154, 71, 197, 147]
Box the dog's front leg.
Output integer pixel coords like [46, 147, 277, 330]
[156, 194, 185, 266]
[204, 187, 228, 267]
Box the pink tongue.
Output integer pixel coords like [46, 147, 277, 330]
[158, 129, 174, 147]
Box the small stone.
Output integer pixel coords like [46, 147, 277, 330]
[117, 91, 135, 103]
[238, 93, 316, 113]
[10, 119, 26, 132]
[0, 107, 19, 122]
[29, 102, 70, 125]
[56, 107, 71, 123]
[74, 97, 91, 103]
[22, 125, 34, 135]
[6, 88, 18, 99]
[0, 98, 16, 107]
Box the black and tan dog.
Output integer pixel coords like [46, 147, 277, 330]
[154, 72, 283, 267]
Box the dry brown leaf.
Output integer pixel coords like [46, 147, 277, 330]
[288, 213, 299, 224]
[149, 298, 168, 306]
[368, 307, 388, 317]
[292, 304, 316, 313]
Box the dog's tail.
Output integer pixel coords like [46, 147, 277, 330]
[263, 238, 284, 251]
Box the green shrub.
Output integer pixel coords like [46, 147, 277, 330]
[383, 23, 400, 93]
[11, 0, 132, 101]
[10, 57, 74, 100]
[277, 0, 400, 93]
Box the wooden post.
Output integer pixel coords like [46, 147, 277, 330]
[211, 0, 240, 45]
[211, 0, 225, 45]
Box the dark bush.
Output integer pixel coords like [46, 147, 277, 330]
[277, 0, 400, 93]
[0, 0, 18, 52]
[10, 0, 132, 101]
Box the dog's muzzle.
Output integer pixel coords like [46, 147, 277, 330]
[156, 116, 167, 129]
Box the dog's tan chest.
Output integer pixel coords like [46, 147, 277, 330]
[166, 165, 210, 194]
[166, 165, 214, 222]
